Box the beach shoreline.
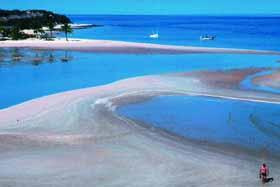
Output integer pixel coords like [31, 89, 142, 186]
[0, 69, 280, 186]
[1, 38, 280, 55]
[0, 70, 280, 186]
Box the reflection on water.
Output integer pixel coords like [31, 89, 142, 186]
[0, 48, 73, 67]
[48, 53, 55, 63]
[60, 51, 73, 63]
[11, 48, 24, 62]
[117, 95, 280, 156]
[32, 52, 43, 66]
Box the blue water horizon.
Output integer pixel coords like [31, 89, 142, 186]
[66, 15, 280, 51]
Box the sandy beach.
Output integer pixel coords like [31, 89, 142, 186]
[1, 38, 280, 55]
[0, 69, 279, 186]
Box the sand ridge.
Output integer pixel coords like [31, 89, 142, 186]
[1, 38, 280, 55]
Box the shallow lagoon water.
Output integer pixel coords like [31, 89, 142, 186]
[0, 48, 279, 109]
[241, 70, 280, 94]
[117, 95, 280, 156]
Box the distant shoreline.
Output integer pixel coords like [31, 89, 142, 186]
[1, 38, 280, 55]
[67, 14, 280, 17]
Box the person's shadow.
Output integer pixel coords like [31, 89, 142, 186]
[263, 177, 274, 183]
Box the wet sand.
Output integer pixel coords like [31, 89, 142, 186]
[175, 68, 267, 89]
[253, 70, 280, 89]
[1, 38, 280, 55]
[0, 69, 279, 186]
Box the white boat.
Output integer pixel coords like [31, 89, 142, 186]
[200, 35, 215, 41]
[149, 33, 159, 39]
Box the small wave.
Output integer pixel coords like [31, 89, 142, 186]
[249, 114, 280, 140]
[91, 98, 116, 111]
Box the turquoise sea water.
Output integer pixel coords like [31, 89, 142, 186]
[0, 48, 279, 109]
[117, 95, 280, 156]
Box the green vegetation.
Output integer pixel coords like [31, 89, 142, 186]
[0, 9, 72, 40]
[61, 23, 73, 41]
[0, 26, 6, 40]
[0, 10, 71, 29]
[47, 14, 55, 38]
[34, 27, 45, 39]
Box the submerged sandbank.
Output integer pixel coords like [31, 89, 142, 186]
[253, 70, 280, 89]
[0, 69, 279, 186]
[1, 38, 280, 55]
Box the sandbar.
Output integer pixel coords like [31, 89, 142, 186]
[1, 38, 280, 55]
[0, 69, 279, 186]
[253, 70, 280, 89]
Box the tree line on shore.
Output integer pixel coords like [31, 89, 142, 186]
[0, 9, 73, 40]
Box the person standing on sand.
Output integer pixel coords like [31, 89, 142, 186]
[259, 163, 273, 183]
[259, 163, 269, 180]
